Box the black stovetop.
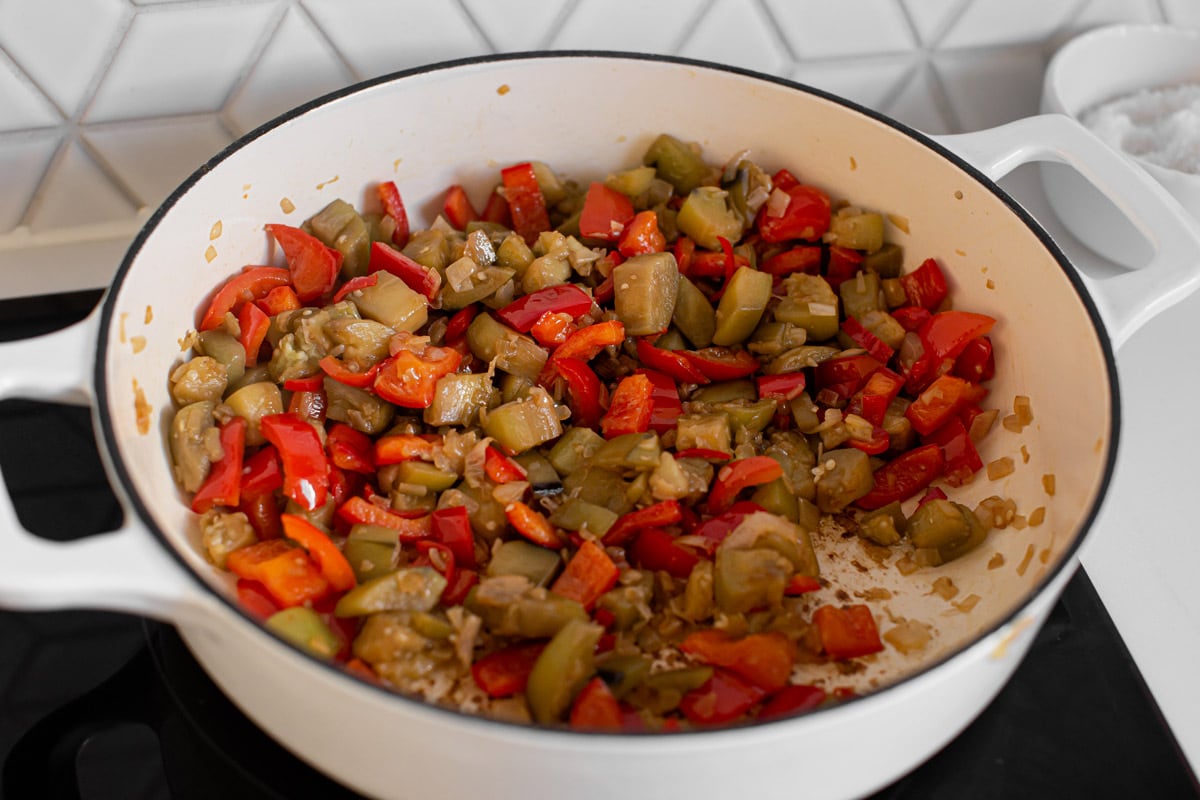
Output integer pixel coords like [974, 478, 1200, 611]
[1, 291, 1196, 800]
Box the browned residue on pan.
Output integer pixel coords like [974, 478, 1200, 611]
[133, 379, 151, 435]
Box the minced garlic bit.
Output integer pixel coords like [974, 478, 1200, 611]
[883, 618, 932, 654]
[280, 197, 295, 213]
[1042, 474, 1056, 496]
[209, 220, 223, 240]
[987, 457, 1015, 480]
[205, 245, 217, 263]
[1014, 395, 1034, 425]
[975, 495, 1016, 529]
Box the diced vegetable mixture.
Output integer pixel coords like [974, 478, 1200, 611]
[169, 134, 1002, 730]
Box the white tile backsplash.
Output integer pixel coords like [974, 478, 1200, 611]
[0, 0, 1188, 296]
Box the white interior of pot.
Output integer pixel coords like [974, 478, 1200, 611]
[99, 55, 1113, 699]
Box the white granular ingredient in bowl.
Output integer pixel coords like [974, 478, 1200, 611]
[1080, 83, 1200, 175]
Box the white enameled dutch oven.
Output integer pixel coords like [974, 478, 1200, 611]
[3, 54, 1200, 800]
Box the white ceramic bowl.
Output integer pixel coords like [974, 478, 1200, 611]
[1041, 23, 1200, 267]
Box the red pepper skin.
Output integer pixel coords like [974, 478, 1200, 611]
[257, 284, 302, 316]
[281, 513, 357, 592]
[600, 373, 653, 438]
[673, 236, 696, 275]
[856, 443, 945, 510]
[551, 320, 625, 364]
[679, 630, 795, 692]
[414, 540, 457, 599]
[264, 224, 341, 303]
[636, 339, 709, 384]
[190, 417, 247, 513]
[501, 162, 551, 244]
[551, 540, 620, 611]
[689, 501, 766, 554]
[673, 448, 732, 462]
[569, 677, 624, 731]
[240, 445, 283, 498]
[635, 368, 683, 433]
[756, 372, 807, 403]
[326, 423, 375, 474]
[441, 567, 479, 607]
[505, 500, 563, 549]
[708, 456, 784, 514]
[335, 497, 432, 540]
[226, 540, 329, 608]
[772, 168, 800, 190]
[444, 305, 478, 345]
[845, 424, 891, 456]
[679, 668, 766, 726]
[368, 241, 441, 300]
[319, 354, 381, 390]
[481, 187, 512, 227]
[761, 245, 822, 276]
[618, 210, 667, 257]
[235, 578, 281, 621]
[579, 182, 635, 242]
[757, 184, 831, 243]
[923, 417, 984, 487]
[919, 310, 996, 365]
[259, 414, 328, 512]
[373, 434, 438, 465]
[431, 505, 477, 569]
[784, 574, 822, 596]
[331, 273, 378, 304]
[689, 247, 748, 280]
[899, 258, 949, 310]
[892, 305, 932, 332]
[854, 366, 904, 427]
[236, 302, 270, 367]
[471, 643, 546, 698]
[824, 245, 863, 290]
[683, 348, 760, 381]
[554, 357, 604, 429]
[496, 284, 594, 332]
[813, 604, 884, 660]
[484, 445, 528, 484]
[758, 684, 827, 720]
[283, 374, 324, 393]
[628, 528, 700, 578]
[442, 185, 479, 230]
[953, 336, 995, 383]
[376, 180, 411, 248]
[199, 266, 292, 330]
[906, 373, 976, 436]
[603, 500, 683, 547]
[373, 340, 462, 409]
[841, 316, 894, 364]
[813, 354, 882, 401]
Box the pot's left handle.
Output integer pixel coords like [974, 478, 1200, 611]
[0, 310, 216, 626]
[933, 114, 1200, 350]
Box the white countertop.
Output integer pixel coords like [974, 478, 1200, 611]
[1000, 164, 1200, 777]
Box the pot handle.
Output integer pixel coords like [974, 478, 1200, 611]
[933, 114, 1200, 350]
[0, 311, 216, 626]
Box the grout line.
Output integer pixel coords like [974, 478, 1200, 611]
[669, 0, 717, 54]
[535, 0, 582, 51]
[921, 0, 974, 50]
[1153, 0, 1170, 23]
[922, 58, 965, 134]
[297, 0, 364, 83]
[214, 0, 293, 139]
[454, 0, 497, 53]
[754, 0, 798, 62]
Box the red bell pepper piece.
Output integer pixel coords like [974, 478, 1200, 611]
[239, 493, 283, 541]
[579, 182, 635, 242]
[373, 336, 462, 409]
[264, 224, 340, 303]
[236, 302, 270, 367]
[235, 578, 281, 621]
[226, 539, 329, 608]
[845, 422, 891, 456]
[198, 266, 292, 330]
[600, 373, 653, 438]
[287, 384, 327, 425]
[481, 187, 512, 226]
[855, 443, 945, 510]
[924, 417, 984, 487]
[689, 250, 750, 278]
[784, 574, 822, 596]
[280, 513, 357, 592]
[431, 505, 477, 569]
[680, 629, 795, 692]
[673, 448, 732, 462]
[708, 456, 783, 514]
[319, 355, 381, 389]
[471, 642, 546, 698]
[824, 245, 864, 290]
[628, 528, 700, 578]
[442, 185, 478, 229]
[257, 284, 302, 316]
[376, 180, 411, 247]
[441, 567, 479, 606]
[326, 423, 375, 474]
[414, 539, 457, 599]
[373, 434, 438, 465]
[761, 245, 822, 276]
[906, 373, 977, 436]
[618, 210, 666, 257]
[919, 310, 996, 365]
[603, 500, 683, 547]
[683, 347, 760, 381]
[679, 668, 766, 726]
[756, 184, 831, 243]
[496, 284, 594, 332]
[841, 316, 894, 363]
[554, 357, 604, 429]
[331, 273, 378, 304]
[636, 338, 709, 384]
[550, 319, 625, 364]
[484, 445, 528, 484]
[673, 236, 696, 275]
[368, 241, 441, 301]
[530, 312, 577, 347]
[897, 331, 936, 394]
[240, 445, 282, 498]
[190, 417, 246, 513]
[635, 368, 683, 433]
[899, 257, 948, 310]
[854, 366, 904, 427]
[758, 684, 826, 720]
[551, 540, 620, 610]
[690, 501, 765, 554]
[259, 413, 328, 512]
[772, 168, 800, 190]
[569, 677, 623, 731]
[282, 374, 324, 393]
[335, 497, 433, 540]
[953, 336, 995, 383]
[444, 305, 478, 345]
[505, 500, 562, 549]
[892, 305, 932, 332]
[756, 372, 807, 403]
[813, 604, 884, 660]
[501, 162, 551, 244]
[813, 354, 882, 401]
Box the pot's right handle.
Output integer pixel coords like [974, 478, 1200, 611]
[0, 310, 217, 627]
[934, 114, 1200, 350]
